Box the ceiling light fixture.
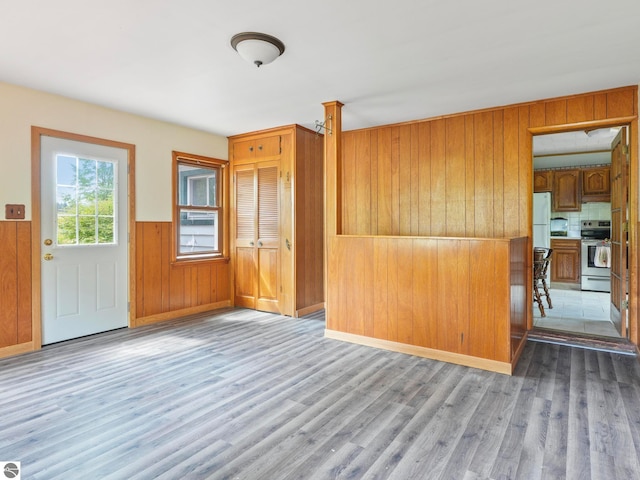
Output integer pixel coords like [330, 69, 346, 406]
[230, 32, 285, 68]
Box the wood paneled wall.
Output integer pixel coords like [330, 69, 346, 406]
[0, 221, 32, 348]
[295, 128, 324, 311]
[326, 236, 527, 367]
[134, 222, 230, 326]
[342, 87, 637, 239]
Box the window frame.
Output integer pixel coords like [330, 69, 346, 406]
[172, 151, 229, 263]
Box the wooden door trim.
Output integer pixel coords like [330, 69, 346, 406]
[31, 126, 136, 349]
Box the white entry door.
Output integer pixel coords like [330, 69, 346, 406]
[41, 136, 128, 344]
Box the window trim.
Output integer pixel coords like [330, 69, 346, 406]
[172, 151, 229, 263]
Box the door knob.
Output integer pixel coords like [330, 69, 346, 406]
[258, 241, 263, 247]
[43, 253, 54, 261]
[250, 241, 254, 246]
[44, 238, 53, 246]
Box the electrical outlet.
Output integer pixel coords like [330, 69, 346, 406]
[5, 204, 25, 219]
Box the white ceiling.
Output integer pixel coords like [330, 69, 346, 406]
[1, 1, 639, 137]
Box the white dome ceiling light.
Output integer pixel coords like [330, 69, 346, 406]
[230, 32, 285, 68]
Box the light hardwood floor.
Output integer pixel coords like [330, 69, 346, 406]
[2, 308, 640, 479]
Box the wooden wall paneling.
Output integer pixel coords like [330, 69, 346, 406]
[0, 223, 18, 347]
[372, 238, 389, 340]
[141, 223, 164, 317]
[430, 120, 446, 236]
[398, 125, 412, 236]
[410, 124, 421, 235]
[325, 237, 342, 331]
[418, 123, 431, 236]
[370, 130, 379, 235]
[465, 115, 476, 237]
[468, 240, 495, 360]
[474, 111, 494, 237]
[445, 117, 466, 236]
[544, 99, 567, 126]
[529, 103, 545, 128]
[346, 237, 369, 337]
[396, 238, 413, 344]
[342, 132, 356, 234]
[17, 222, 32, 344]
[169, 266, 186, 311]
[594, 93, 608, 119]
[386, 238, 399, 342]
[355, 130, 372, 236]
[495, 240, 512, 363]
[197, 264, 212, 305]
[493, 110, 505, 237]
[135, 222, 145, 318]
[390, 127, 401, 235]
[442, 238, 470, 354]
[161, 223, 171, 312]
[607, 88, 636, 118]
[503, 107, 520, 237]
[362, 238, 375, 338]
[411, 238, 437, 348]
[519, 106, 532, 238]
[566, 95, 594, 123]
[508, 237, 528, 360]
[377, 128, 392, 235]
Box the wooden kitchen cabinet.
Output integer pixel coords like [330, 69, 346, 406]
[552, 169, 581, 212]
[582, 166, 611, 202]
[533, 170, 553, 192]
[550, 239, 581, 283]
[229, 125, 324, 317]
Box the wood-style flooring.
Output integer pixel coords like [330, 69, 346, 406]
[2, 308, 640, 479]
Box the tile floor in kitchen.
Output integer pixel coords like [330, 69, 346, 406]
[533, 286, 621, 338]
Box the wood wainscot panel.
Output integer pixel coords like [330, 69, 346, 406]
[325, 235, 527, 374]
[134, 221, 231, 327]
[0, 221, 32, 352]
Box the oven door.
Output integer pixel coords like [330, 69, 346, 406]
[581, 240, 611, 292]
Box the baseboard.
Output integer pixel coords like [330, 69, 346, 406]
[324, 329, 513, 375]
[295, 302, 325, 318]
[0, 341, 38, 359]
[132, 300, 232, 327]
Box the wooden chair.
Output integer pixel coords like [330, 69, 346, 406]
[533, 248, 553, 317]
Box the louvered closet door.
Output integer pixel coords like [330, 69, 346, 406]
[255, 161, 280, 313]
[233, 160, 280, 313]
[234, 164, 257, 308]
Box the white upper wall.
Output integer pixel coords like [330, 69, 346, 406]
[0, 82, 228, 221]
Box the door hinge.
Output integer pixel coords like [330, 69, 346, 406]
[279, 136, 282, 154]
[622, 300, 629, 310]
[127, 302, 130, 312]
[622, 145, 630, 155]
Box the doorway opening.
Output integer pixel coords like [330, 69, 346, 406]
[532, 125, 629, 341]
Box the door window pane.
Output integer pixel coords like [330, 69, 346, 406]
[55, 155, 117, 246]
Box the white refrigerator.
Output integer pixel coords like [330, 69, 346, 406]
[533, 192, 551, 249]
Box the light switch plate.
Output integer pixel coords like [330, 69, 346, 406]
[5, 204, 25, 219]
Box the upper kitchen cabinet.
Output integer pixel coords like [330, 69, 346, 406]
[533, 170, 553, 192]
[229, 125, 324, 318]
[581, 166, 611, 202]
[553, 169, 581, 212]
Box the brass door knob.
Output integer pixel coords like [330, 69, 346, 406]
[43, 253, 54, 261]
[44, 238, 53, 246]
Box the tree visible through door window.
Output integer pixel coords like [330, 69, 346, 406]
[56, 154, 116, 245]
[173, 151, 226, 260]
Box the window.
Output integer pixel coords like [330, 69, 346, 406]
[56, 154, 117, 246]
[173, 151, 227, 261]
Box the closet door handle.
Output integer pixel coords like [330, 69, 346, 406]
[250, 241, 254, 246]
[258, 241, 263, 247]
